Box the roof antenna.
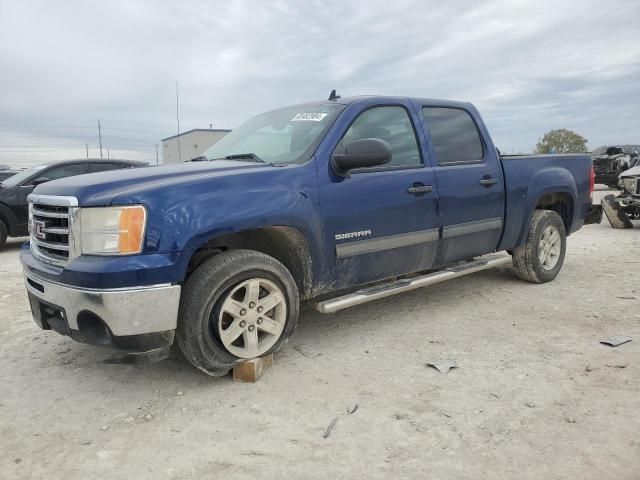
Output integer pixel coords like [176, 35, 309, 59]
[328, 89, 341, 101]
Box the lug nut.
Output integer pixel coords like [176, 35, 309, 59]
[257, 306, 263, 313]
[257, 318, 263, 324]
[248, 325, 255, 332]
[249, 302, 256, 308]
[240, 309, 246, 316]
[239, 321, 246, 327]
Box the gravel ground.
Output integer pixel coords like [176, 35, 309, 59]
[1, 188, 638, 479]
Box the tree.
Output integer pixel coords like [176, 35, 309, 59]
[535, 129, 588, 154]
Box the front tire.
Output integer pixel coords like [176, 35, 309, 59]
[0, 220, 6, 248]
[512, 210, 567, 283]
[177, 249, 299, 376]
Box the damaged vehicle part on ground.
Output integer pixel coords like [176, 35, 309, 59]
[602, 164, 640, 229]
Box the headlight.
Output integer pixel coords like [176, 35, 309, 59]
[621, 177, 636, 193]
[79, 205, 146, 255]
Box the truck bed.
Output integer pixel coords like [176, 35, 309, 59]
[498, 153, 593, 251]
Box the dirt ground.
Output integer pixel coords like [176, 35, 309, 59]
[1, 188, 638, 480]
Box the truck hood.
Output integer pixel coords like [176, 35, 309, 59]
[620, 165, 640, 178]
[32, 160, 271, 206]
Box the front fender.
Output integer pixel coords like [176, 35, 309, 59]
[113, 163, 325, 284]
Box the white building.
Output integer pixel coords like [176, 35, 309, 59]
[161, 128, 230, 164]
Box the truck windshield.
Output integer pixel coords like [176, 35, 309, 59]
[204, 104, 343, 165]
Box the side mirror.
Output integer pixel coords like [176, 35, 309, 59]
[331, 138, 392, 176]
[31, 177, 51, 186]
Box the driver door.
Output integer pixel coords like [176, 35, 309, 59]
[318, 102, 440, 290]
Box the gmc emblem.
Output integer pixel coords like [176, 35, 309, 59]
[33, 220, 46, 240]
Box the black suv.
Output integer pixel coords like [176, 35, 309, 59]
[0, 159, 146, 247]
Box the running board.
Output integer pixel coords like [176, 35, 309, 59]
[311, 254, 512, 314]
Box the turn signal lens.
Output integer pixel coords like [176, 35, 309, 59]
[119, 206, 146, 254]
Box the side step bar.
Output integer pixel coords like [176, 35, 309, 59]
[312, 254, 512, 314]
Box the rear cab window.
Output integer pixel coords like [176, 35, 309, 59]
[422, 107, 484, 166]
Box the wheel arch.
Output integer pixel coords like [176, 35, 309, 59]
[0, 202, 17, 236]
[533, 191, 574, 233]
[514, 189, 574, 247]
[183, 226, 314, 300]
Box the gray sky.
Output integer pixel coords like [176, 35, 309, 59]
[1, 0, 639, 167]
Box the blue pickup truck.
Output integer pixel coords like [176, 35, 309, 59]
[21, 95, 598, 375]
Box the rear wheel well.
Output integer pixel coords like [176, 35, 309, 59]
[185, 227, 313, 299]
[534, 192, 573, 232]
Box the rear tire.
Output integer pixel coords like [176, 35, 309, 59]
[0, 220, 7, 249]
[512, 210, 567, 284]
[602, 194, 633, 229]
[176, 249, 299, 376]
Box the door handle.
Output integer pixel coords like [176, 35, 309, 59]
[479, 177, 498, 186]
[407, 184, 433, 195]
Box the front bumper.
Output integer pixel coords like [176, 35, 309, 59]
[24, 272, 181, 350]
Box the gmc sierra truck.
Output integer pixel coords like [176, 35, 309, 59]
[21, 95, 598, 376]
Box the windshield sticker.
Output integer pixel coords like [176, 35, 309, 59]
[290, 112, 328, 122]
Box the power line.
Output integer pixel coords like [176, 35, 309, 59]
[0, 123, 167, 135]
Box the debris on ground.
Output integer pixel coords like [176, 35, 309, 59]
[295, 343, 322, 358]
[323, 417, 338, 438]
[606, 363, 628, 369]
[427, 359, 458, 373]
[600, 336, 632, 347]
[347, 404, 358, 415]
[565, 417, 577, 424]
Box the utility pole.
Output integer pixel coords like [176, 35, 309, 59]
[85, 143, 89, 159]
[98, 119, 103, 159]
[155, 144, 159, 165]
[106, 147, 110, 159]
[176, 81, 181, 163]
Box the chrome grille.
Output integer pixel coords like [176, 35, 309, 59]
[29, 195, 79, 266]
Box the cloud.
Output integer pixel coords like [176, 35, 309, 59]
[0, 0, 639, 164]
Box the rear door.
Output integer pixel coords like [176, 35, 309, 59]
[318, 100, 440, 289]
[420, 106, 505, 264]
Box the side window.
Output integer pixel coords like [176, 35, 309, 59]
[341, 106, 422, 168]
[422, 107, 484, 165]
[42, 163, 87, 181]
[88, 162, 121, 173]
